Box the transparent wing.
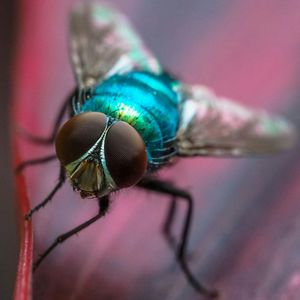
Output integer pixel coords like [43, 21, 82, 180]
[69, 2, 161, 89]
[177, 84, 296, 156]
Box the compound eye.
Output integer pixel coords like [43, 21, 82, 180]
[55, 112, 107, 165]
[105, 121, 147, 188]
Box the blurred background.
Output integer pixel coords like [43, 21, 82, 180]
[2, 0, 300, 299]
[0, 0, 18, 299]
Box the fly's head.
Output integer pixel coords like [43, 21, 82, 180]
[55, 112, 147, 198]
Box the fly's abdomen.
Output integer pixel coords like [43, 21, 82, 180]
[80, 71, 181, 167]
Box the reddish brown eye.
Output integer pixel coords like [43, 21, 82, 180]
[105, 121, 147, 188]
[55, 112, 107, 165]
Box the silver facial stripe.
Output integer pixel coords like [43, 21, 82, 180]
[66, 116, 117, 195]
[68, 123, 109, 168]
[98, 120, 117, 193]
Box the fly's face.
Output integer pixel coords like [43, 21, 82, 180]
[55, 112, 147, 198]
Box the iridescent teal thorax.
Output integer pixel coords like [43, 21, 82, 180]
[79, 71, 181, 168]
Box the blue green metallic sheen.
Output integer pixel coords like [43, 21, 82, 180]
[80, 71, 181, 167]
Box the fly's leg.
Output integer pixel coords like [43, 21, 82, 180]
[138, 178, 193, 261]
[17, 89, 75, 146]
[25, 165, 65, 220]
[15, 89, 76, 172]
[138, 178, 218, 298]
[162, 196, 177, 249]
[15, 154, 57, 173]
[33, 196, 109, 271]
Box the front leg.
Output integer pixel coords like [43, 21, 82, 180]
[33, 196, 110, 271]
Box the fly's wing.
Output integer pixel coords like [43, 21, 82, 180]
[69, 2, 161, 89]
[177, 84, 296, 156]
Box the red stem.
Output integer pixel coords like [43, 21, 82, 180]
[13, 149, 33, 300]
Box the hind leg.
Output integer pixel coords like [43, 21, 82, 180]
[138, 177, 218, 298]
[162, 196, 177, 249]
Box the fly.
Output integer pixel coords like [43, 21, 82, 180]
[17, 2, 295, 298]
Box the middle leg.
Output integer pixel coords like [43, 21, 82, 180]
[25, 165, 66, 220]
[16, 154, 57, 174]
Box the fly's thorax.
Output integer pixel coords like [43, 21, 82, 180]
[55, 112, 147, 198]
[80, 71, 181, 167]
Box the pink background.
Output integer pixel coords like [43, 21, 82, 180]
[14, 0, 300, 299]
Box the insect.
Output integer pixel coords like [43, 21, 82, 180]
[17, 2, 295, 298]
